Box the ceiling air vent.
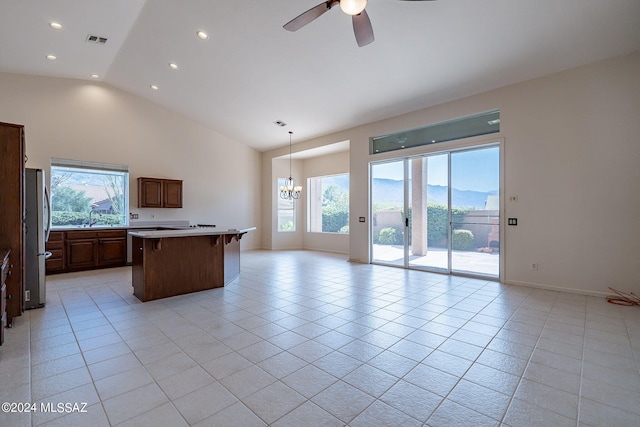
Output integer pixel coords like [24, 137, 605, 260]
[86, 34, 108, 44]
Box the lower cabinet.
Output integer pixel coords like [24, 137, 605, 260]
[49, 229, 127, 273]
[45, 231, 65, 273]
[1, 249, 9, 346]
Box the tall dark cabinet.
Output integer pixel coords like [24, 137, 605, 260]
[0, 122, 25, 326]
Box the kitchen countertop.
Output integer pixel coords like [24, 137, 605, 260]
[51, 221, 192, 231]
[128, 227, 256, 239]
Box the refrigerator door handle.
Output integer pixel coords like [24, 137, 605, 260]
[44, 185, 52, 243]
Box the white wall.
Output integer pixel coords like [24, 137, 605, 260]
[0, 72, 262, 249]
[262, 50, 640, 295]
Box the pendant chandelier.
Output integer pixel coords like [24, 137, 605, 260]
[279, 131, 302, 200]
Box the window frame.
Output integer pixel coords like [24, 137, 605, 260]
[307, 173, 350, 235]
[50, 158, 130, 228]
[277, 177, 296, 232]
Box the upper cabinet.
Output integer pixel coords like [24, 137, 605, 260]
[138, 177, 182, 208]
[163, 179, 183, 208]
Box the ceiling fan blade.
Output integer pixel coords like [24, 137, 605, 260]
[283, 1, 338, 32]
[353, 9, 374, 47]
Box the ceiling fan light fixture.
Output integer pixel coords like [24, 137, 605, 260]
[340, 0, 367, 16]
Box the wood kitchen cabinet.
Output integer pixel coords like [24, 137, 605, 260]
[64, 229, 127, 272]
[138, 177, 183, 208]
[0, 122, 25, 325]
[45, 231, 65, 273]
[1, 249, 10, 346]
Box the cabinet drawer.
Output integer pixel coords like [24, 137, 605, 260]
[46, 258, 65, 272]
[66, 229, 126, 240]
[47, 247, 64, 259]
[46, 240, 64, 251]
[48, 231, 65, 242]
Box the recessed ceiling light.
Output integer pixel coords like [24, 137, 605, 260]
[196, 30, 209, 40]
[168, 62, 179, 70]
[46, 54, 57, 61]
[150, 84, 159, 91]
[90, 74, 100, 79]
[50, 22, 63, 30]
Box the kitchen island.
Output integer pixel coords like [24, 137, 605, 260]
[129, 227, 255, 302]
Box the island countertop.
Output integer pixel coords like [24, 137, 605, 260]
[128, 226, 256, 239]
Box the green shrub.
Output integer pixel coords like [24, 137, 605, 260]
[452, 229, 475, 251]
[378, 227, 402, 245]
[52, 211, 123, 226]
[339, 225, 349, 234]
[322, 209, 348, 233]
[279, 221, 294, 232]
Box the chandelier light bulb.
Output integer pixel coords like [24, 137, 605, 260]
[340, 0, 367, 16]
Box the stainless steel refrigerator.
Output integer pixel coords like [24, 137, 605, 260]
[25, 168, 51, 309]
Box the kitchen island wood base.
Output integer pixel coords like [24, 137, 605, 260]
[130, 228, 252, 302]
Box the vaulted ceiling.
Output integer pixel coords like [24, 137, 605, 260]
[1, 0, 639, 151]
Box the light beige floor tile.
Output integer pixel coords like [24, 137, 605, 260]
[271, 401, 343, 427]
[219, 365, 277, 399]
[173, 382, 237, 425]
[102, 383, 169, 425]
[282, 364, 337, 398]
[157, 365, 216, 400]
[379, 379, 442, 422]
[242, 381, 306, 424]
[194, 402, 266, 427]
[94, 365, 154, 401]
[350, 400, 422, 427]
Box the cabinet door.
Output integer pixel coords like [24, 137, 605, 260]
[66, 239, 97, 269]
[163, 179, 183, 208]
[98, 238, 126, 266]
[138, 178, 163, 208]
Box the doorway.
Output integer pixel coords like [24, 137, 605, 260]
[371, 144, 500, 278]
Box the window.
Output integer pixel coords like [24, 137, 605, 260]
[277, 178, 295, 232]
[50, 158, 129, 227]
[308, 174, 349, 234]
[371, 110, 500, 154]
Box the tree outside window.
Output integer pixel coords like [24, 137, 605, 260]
[308, 174, 349, 234]
[50, 163, 129, 227]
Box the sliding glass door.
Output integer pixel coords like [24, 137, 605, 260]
[371, 160, 406, 266]
[371, 144, 500, 279]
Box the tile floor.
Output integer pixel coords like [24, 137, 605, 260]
[0, 250, 639, 426]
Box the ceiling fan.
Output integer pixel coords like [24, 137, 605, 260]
[283, 0, 436, 47]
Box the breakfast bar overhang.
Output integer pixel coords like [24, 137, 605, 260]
[129, 227, 255, 302]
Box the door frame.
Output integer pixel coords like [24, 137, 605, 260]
[369, 136, 505, 280]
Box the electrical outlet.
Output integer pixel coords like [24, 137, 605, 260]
[531, 263, 538, 271]
[129, 213, 139, 219]
[508, 195, 518, 202]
